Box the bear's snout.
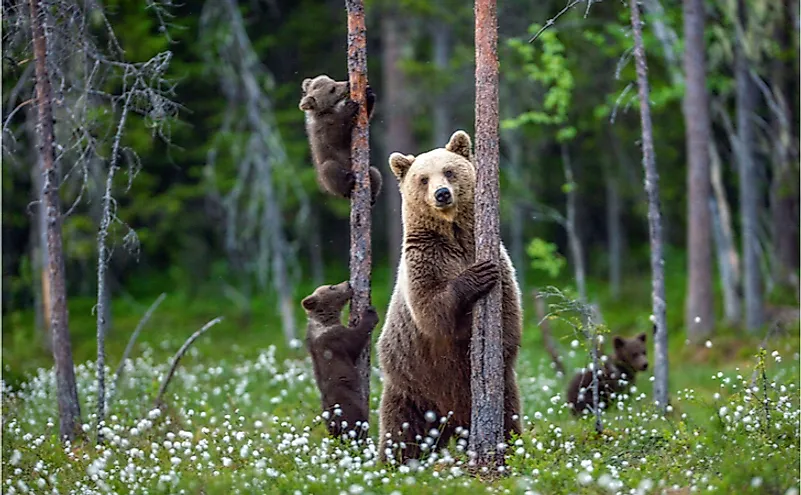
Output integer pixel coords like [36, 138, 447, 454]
[434, 187, 453, 207]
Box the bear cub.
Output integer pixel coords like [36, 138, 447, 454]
[566, 332, 648, 415]
[302, 281, 379, 439]
[299, 74, 382, 205]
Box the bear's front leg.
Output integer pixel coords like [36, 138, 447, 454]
[319, 159, 355, 198]
[453, 259, 500, 306]
[368, 166, 383, 206]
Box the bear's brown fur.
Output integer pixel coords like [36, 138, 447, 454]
[376, 130, 523, 464]
[299, 74, 382, 205]
[566, 332, 649, 415]
[302, 281, 379, 440]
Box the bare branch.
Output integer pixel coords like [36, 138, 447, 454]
[155, 317, 223, 406]
[528, 0, 583, 43]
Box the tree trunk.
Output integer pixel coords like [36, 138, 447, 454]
[682, 0, 715, 341]
[432, 16, 452, 146]
[507, 135, 526, 292]
[532, 289, 564, 374]
[380, 12, 410, 278]
[470, 0, 505, 468]
[769, 2, 800, 292]
[604, 161, 622, 300]
[735, 0, 764, 332]
[308, 212, 325, 286]
[709, 140, 742, 323]
[346, 0, 374, 411]
[562, 144, 586, 302]
[29, 0, 82, 442]
[630, 0, 669, 413]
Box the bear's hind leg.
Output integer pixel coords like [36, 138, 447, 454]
[378, 387, 432, 464]
[319, 159, 355, 198]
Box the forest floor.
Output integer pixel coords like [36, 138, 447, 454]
[2, 267, 800, 494]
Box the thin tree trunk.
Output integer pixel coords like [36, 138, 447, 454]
[432, 16, 452, 146]
[630, 0, 669, 413]
[562, 143, 586, 302]
[470, 0, 504, 468]
[709, 140, 742, 323]
[29, 0, 82, 442]
[508, 136, 526, 292]
[735, 0, 764, 332]
[532, 289, 564, 374]
[308, 213, 325, 286]
[381, 11, 409, 278]
[683, 0, 715, 341]
[346, 0, 374, 411]
[604, 161, 622, 300]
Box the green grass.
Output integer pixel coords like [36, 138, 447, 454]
[2, 264, 799, 494]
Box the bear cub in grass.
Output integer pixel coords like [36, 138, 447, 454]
[566, 332, 649, 415]
[299, 74, 382, 205]
[302, 281, 380, 439]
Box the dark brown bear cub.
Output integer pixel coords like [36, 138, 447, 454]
[566, 332, 648, 415]
[302, 281, 379, 440]
[299, 74, 382, 205]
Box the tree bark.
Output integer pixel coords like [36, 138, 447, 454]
[29, 0, 82, 442]
[709, 140, 742, 323]
[380, 11, 409, 278]
[630, 0, 669, 413]
[682, 0, 715, 341]
[735, 0, 764, 332]
[470, 0, 505, 468]
[346, 0, 374, 411]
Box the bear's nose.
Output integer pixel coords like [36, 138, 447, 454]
[642, 363, 648, 370]
[434, 187, 452, 205]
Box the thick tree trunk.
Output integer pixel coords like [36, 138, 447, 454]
[29, 0, 82, 442]
[709, 141, 742, 323]
[682, 0, 715, 341]
[604, 161, 622, 300]
[346, 0, 374, 411]
[630, 0, 669, 413]
[735, 0, 764, 332]
[470, 0, 505, 468]
[380, 12, 410, 278]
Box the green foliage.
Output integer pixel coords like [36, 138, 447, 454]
[526, 237, 565, 278]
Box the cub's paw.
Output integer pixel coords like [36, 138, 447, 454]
[360, 306, 380, 329]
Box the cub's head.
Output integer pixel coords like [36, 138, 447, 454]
[299, 75, 350, 113]
[388, 130, 475, 222]
[301, 281, 353, 319]
[613, 332, 649, 372]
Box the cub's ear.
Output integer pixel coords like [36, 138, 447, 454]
[637, 332, 647, 343]
[445, 130, 473, 161]
[613, 336, 625, 350]
[301, 295, 317, 311]
[298, 95, 316, 111]
[389, 153, 415, 181]
[301, 78, 314, 93]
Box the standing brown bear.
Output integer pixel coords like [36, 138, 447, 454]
[302, 281, 380, 440]
[299, 74, 382, 205]
[566, 332, 649, 415]
[376, 130, 523, 464]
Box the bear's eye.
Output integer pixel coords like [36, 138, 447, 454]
[329, 87, 336, 94]
[329, 285, 337, 290]
[420, 177, 429, 185]
[444, 170, 455, 179]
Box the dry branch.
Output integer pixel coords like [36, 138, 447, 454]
[111, 292, 167, 400]
[345, 0, 374, 412]
[532, 289, 565, 374]
[155, 317, 222, 406]
[469, 0, 505, 468]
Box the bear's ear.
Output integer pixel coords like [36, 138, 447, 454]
[301, 295, 318, 312]
[613, 336, 625, 350]
[637, 332, 647, 343]
[301, 78, 314, 93]
[389, 153, 415, 181]
[445, 130, 473, 161]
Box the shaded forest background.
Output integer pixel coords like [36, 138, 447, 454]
[2, 0, 799, 377]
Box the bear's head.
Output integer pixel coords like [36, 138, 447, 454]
[301, 281, 353, 323]
[613, 332, 649, 372]
[388, 130, 475, 225]
[299, 75, 350, 113]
